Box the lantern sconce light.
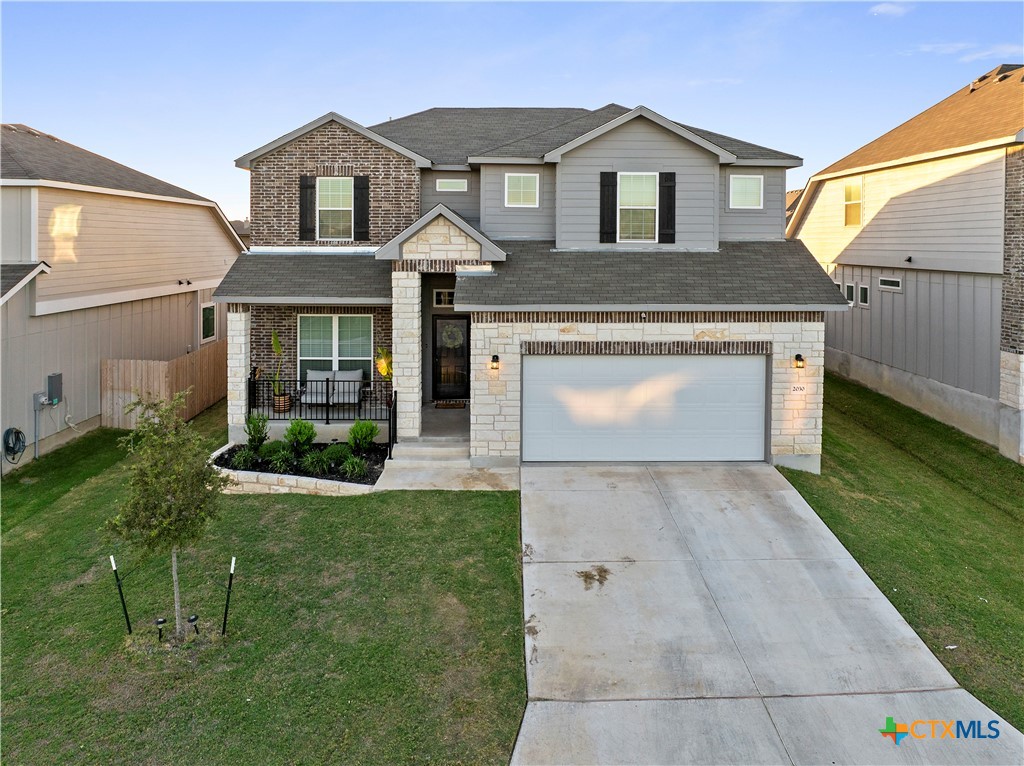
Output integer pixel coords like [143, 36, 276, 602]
[794, 354, 806, 369]
[490, 355, 500, 370]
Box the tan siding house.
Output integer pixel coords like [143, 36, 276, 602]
[789, 65, 1024, 463]
[1, 124, 243, 472]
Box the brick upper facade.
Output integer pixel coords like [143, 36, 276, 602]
[1002, 145, 1023, 355]
[249, 122, 420, 248]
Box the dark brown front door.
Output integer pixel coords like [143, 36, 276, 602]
[433, 315, 470, 400]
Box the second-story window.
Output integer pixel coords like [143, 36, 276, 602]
[618, 172, 658, 242]
[317, 177, 354, 240]
[504, 173, 539, 208]
[844, 178, 862, 227]
[730, 175, 764, 209]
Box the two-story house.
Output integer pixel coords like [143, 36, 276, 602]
[1, 124, 243, 471]
[789, 65, 1023, 464]
[216, 105, 846, 472]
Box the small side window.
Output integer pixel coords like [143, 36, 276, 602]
[433, 289, 455, 307]
[435, 178, 468, 193]
[858, 284, 870, 307]
[845, 283, 855, 304]
[879, 277, 902, 291]
[844, 178, 862, 227]
[201, 303, 216, 342]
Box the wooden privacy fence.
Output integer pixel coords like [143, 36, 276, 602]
[101, 339, 228, 429]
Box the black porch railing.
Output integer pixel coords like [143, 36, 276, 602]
[247, 376, 391, 424]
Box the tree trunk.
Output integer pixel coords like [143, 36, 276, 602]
[171, 546, 183, 637]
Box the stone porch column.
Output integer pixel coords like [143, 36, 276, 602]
[391, 271, 422, 440]
[226, 304, 250, 445]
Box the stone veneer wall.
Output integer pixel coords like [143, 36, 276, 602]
[391, 272, 422, 439]
[469, 311, 826, 471]
[226, 305, 251, 441]
[250, 121, 420, 248]
[249, 305, 392, 393]
[400, 217, 482, 260]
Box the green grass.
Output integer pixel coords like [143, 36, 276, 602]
[1, 402, 525, 764]
[780, 373, 1024, 729]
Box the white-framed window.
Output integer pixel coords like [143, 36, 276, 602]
[297, 314, 373, 383]
[200, 302, 216, 343]
[844, 178, 862, 227]
[504, 173, 539, 208]
[879, 277, 903, 291]
[618, 172, 658, 242]
[729, 174, 764, 209]
[845, 283, 856, 304]
[858, 284, 870, 307]
[435, 178, 468, 193]
[316, 177, 354, 240]
[433, 289, 455, 307]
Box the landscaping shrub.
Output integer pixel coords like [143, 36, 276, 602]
[268, 449, 294, 475]
[342, 455, 369, 481]
[322, 443, 351, 466]
[258, 440, 289, 461]
[231, 446, 259, 470]
[244, 413, 270, 451]
[283, 419, 317, 456]
[348, 420, 379, 454]
[300, 449, 331, 476]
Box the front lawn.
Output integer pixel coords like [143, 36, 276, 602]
[781, 373, 1024, 729]
[1, 403, 525, 764]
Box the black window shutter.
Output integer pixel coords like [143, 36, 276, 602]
[599, 172, 617, 243]
[353, 176, 370, 241]
[658, 172, 676, 244]
[299, 175, 316, 241]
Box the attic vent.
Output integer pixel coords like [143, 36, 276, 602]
[997, 73, 1012, 82]
[315, 162, 354, 177]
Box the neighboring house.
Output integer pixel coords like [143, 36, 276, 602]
[1, 124, 243, 471]
[785, 189, 803, 224]
[216, 104, 846, 472]
[230, 219, 252, 248]
[789, 64, 1024, 464]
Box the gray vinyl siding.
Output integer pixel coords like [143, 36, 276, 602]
[555, 117, 718, 250]
[420, 170, 480, 222]
[720, 167, 786, 241]
[827, 265, 1001, 399]
[2, 187, 33, 263]
[1, 287, 214, 464]
[480, 164, 556, 239]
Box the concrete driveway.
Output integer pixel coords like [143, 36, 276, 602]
[512, 464, 1022, 765]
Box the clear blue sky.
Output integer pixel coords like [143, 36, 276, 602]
[3, 1, 1021, 220]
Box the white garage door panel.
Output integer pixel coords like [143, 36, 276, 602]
[522, 355, 766, 462]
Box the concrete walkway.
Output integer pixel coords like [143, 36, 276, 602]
[374, 462, 519, 491]
[512, 464, 1022, 765]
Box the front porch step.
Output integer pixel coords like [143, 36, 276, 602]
[390, 441, 471, 467]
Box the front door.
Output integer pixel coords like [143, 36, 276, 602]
[432, 315, 470, 400]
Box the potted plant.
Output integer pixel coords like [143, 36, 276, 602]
[271, 330, 291, 413]
[375, 347, 393, 382]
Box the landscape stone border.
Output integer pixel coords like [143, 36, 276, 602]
[210, 443, 374, 497]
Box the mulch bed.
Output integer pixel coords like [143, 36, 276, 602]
[213, 443, 389, 486]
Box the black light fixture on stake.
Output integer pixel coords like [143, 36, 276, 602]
[155, 617, 167, 642]
[188, 614, 199, 635]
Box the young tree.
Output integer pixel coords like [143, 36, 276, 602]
[106, 390, 229, 638]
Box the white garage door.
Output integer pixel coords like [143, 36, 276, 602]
[522, 355, 766, 462]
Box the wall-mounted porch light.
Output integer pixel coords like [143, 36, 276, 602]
[490, 355, 500, 370]
[794, 354, 806, 369]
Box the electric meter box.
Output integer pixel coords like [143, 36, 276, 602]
[47, 373, 63, 405]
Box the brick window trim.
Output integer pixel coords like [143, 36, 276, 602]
[521, 340, 772, 356]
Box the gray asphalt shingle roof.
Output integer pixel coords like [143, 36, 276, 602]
[370, 106, 799, 164]
[371, 108, 592, 166]
[455, 240, 847, 309]
[213, 254, 393, 302]
[1, 263, 45, 299]
[1, 124, 208, 201]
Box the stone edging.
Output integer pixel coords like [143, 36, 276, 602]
[210, 443, 373, 497]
